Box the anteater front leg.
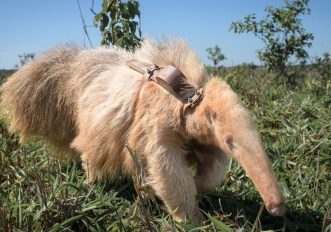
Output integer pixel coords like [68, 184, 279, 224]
[186, 144, 230, 193]
[193, 150, 230, 193]
[146, 145, 204, 224]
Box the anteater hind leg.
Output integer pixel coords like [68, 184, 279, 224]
[71, 135, 98, 183]
[80, 153, 99, 183]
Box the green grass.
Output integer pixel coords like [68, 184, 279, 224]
[0, 67, 330, 231]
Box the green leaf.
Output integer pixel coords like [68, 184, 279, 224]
[128, 21, 137, 33]
[93, 13, 102, 27]
[48, 223, 61, 232]
[61, 214, 84, 227]
[101, 39, 108, 46]
[120, 3, 130, 19]
[102, 1, 110, 12]
[128, 0, 140, 17]
[203, 211, 233, 232]
[100, 14, 109, 31]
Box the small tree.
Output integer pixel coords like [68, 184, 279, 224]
[206, 45, 226, 68]
[94, 0, 141, 50]
[313, 52, 331, 81]
[15, 53, 35, 69]
[230, 0, 314, 79]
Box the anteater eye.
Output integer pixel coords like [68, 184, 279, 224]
[225, 135, 234, 148]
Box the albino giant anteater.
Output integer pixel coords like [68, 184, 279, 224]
[1, 39, 285, 223]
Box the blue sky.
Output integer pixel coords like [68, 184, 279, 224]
[0, 0, 330, 69]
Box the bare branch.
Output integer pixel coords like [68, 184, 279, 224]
[76, 0, 94, 48]
[90, 0, 97, 15]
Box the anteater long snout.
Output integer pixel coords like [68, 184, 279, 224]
[233, 150, 285, 216]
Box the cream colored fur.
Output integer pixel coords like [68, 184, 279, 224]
[1, 38, 284, 223]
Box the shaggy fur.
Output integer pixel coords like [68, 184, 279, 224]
[1, 38, 285, 223]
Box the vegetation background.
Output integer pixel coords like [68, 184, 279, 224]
[0, 0, 330, 231]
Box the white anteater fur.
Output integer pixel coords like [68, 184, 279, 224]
[1, 38, 285, 223]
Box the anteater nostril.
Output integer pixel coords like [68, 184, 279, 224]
[270, 206, 285, 216]
[266, 201, 285, 216]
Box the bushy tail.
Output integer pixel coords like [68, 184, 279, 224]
[1, 45, 80, 156]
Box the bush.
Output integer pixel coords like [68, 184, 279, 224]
[94, 0, 141, 50]
[230, 0, 314, 83]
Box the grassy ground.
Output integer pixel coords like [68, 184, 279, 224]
[0, 67, 330, 231]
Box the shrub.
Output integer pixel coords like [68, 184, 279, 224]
[94, 0, 141, 50]
[230, 0, 314, 82]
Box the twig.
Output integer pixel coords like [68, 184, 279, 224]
[90, 0, 97, 15]
[76, 0, 94, 48]
[323, 207, 331, 232]
[33, 160, 48, 207]
[251, 203, 264, 232]
[125, 144, 155, 231]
